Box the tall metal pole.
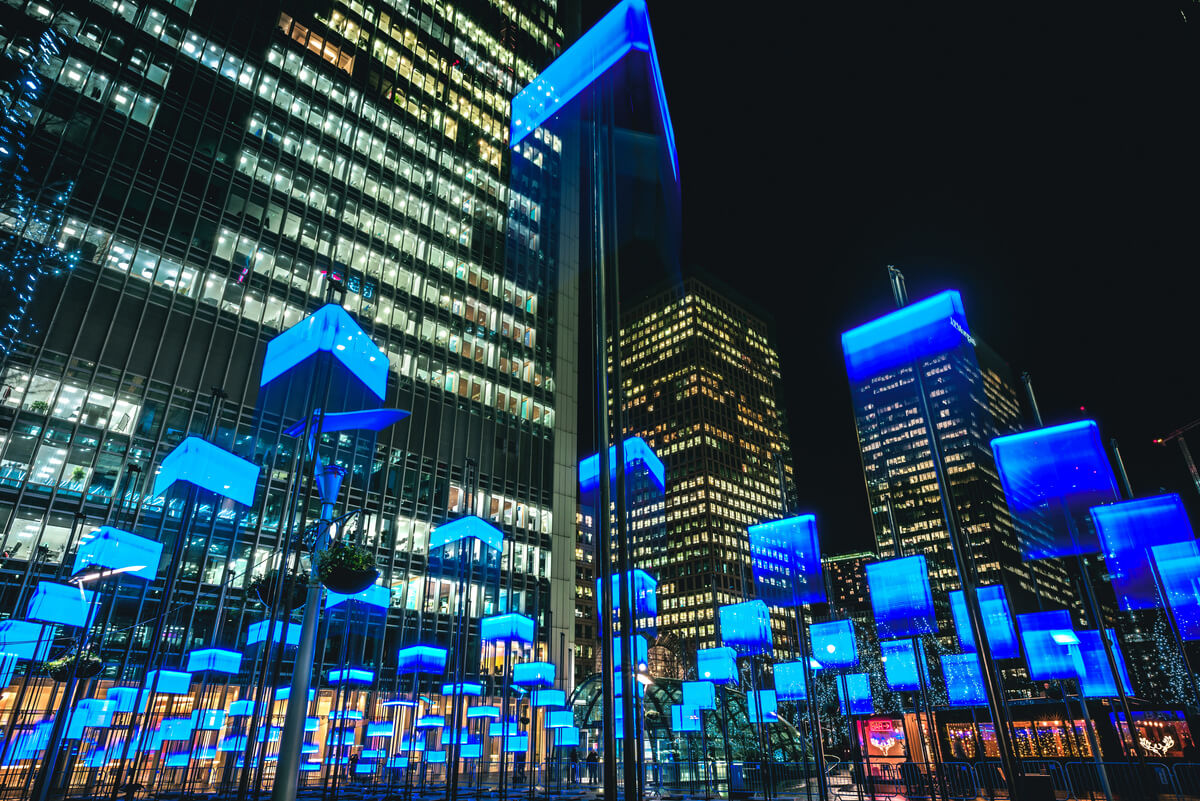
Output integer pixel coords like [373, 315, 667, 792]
[1176, 437, 1200, 499]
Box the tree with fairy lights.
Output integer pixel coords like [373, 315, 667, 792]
[0, 26, 78, 368]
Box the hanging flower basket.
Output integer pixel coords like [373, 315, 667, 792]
[44, 650, 103, 682]
[247, 570, 307, 610]
[317, 541, 377, 595]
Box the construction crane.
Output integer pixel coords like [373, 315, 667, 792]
[1153, 418, 1200, 498]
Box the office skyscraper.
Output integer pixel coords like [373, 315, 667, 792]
[0, 0, 577, 695]
[616, 277, 794, 670]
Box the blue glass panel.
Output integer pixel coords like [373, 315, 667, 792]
[504, 735, 529, 753]
[284, 408, 409, 438]
[0, 620, 48, 660]
[416, 715, 445, 729]
[480, 613, 535, 644]
[719, 600, 773, 656]
[1092, 495, 1194, 611]
[261, 303, 387, 401]
[325, 584, 389, 610]
[879, 640, 923, 691]
[107, 687, 149, 715]
[811, 620, 859, 669]
[941, 653, 987, 706]
[554, 727, 581, 747]
[597, 570, 658, 621]
[578, 437, 666, 494]
[73, 526, 162, 582]
[185, 648, 242, 674]
[1076, 629, 1134, 698]
[841, 290, 970, 382]
[696, 647, 738, 685]
[1153, 540, 1200, 640]
[532, 689, 566, 707]
[511, 0, 677, 180]
[461, 743, 483, 759]
[671, 704, 701, 732]
[275, 687, 316, 701]
[191, 709, 226, 730]
[772, 662, 808, 701]
[746, 690, 779, 725]
[147, 670, 191, 694]
[612, 634, 649, 671]
[866, 555, 936, 638]
[992, 421, 1119, 559]
[440, 682, 483, 697]
[488, 718, 521, 736]
[396, 645, 448, 674]
[26, 581, 95, 628]
[399, 734, 425, 752]
[546, 710, 574, 728]
[1018, 610, 1082, 680]
[66, 699, 115, 739]
[950, 585, 1019, 660]
[305, 717, 320, 732]
[0, 653, 17, 688]
[246, 620, 300, 646]
[366, 722, 393, 737]
[682, 680, 717, 709]
[837, 674, 874, 716]
[429, 515, 504, 552]
[749, 514, 826, 607]
[152, 437, 260, 506]
[439, 728, 473, 746]
[159, 718, 194, 740]
[468, 705, 500, 719]
[425, 750, 447, 763]
[329, 668, 373, 684]
[513, 661, 555, 688]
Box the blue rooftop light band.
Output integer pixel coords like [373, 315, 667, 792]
[671, 704, 702, 732]
[396, 645, 448, 674]
[598, 570, 658, 622]
[1076, 629, 1134, 698]
[681, 680, 718, 709]
[950, 585, 1019, 660]
[152, 436, 260, 507]
[72, 526, 163, 582]
[837, 674, 874, 716]
[26, 581, 96, 628]
[879, 639, 924, 692]
[865, 555, 937, 639]
[746, 690, 778, 725]
[578, 437, 666, 494]
[480, 613, 535, 644]
[941, 653, 988, 707]
[510, 0, 677, 182]
[991, 421, 1119, 560]
[325, 583, 390, 610]
[512, 661, 555, 688]
[185, 648, 242, 674]
[696, 647, 738, 684]
[749, 514, 826, 608]
[261, 303, 388, 401]
[841, 290, 971, 382]
[1018, 610, 1082, 680]
[810, 619, 859, 670]
[1092, 494, 1195, 611]
[429, 515, 504, 553]
[1152, 540, 1200, 640]
[247, 620, 301, 647]
[772, 662, 808, 701]
[718, 600, 773, 656]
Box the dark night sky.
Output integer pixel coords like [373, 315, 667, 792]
[578, 1, 1200, 554]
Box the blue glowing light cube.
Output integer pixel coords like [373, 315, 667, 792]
[73, 526, 162, 582]
[425, 750, 447, 763]
[191, 709, 227, 730]
[396, 645, 448, 674]
[275, 686, 315, 701]
[746, 690, 779, 725]
[468, 705, 500, 719]
[329, 710, 363, 721]
[772, 662, 808, 701]
[26, 581, 95, 628]
[513, 661, 555, 689]
[950, 585, 1019, 660]
[682, 680, 718, 709]
[613, 634, 649, 672]
[441, 681, 483, 697]
[66, 699, 114, 739]
[146, 670, 191, 695]
[546, 710, 574, 729]
[107, 687, 149, 715]
[578, 437, 666, 494]
[597, 570, 658, 622]
[185, 648, 242, 674]
[153, 436, 260, 507]
[992, 421, 1119, 560]
[749, 514, 826, 608]
[439, 727, 473, 746]
[719, 600, 773, 656]
[671, 704, 701, 732]
[1018, 610, 1082, 680]
[811, 619, 859, 670]
[1092, 494, 1194, 611]
[261, 303, 387, 401]
[504, 734, 529, 753]
[399, 734, 425, 752]
[941, 653, 987, 707]
[837, 674, 874, 716]
[0, 620, 48, 660]
[367, 722, 393, 737]
[532, 689, 566, 707]
[461, 743, 483, 759]
[325, 583, 390, 610]
[879, 639, 924, 692]
[696, 647, 738, 685]
[842, 290, 971, 382]
[866, 555, 936, 639]
[489, 717, 521, 737]
[554, 727, 581, 747]
[429, 515, 503, 553]
[1153, 540, 1200, 641]
[329, 668, 373, 684]
[246, 620, 301, 647]
[416, 715, 445, 729]
[1076, 629, 1134, 698]
[480, 613, 535, 644]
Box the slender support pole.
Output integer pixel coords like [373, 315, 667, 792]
[1176, 437, 1200, 500]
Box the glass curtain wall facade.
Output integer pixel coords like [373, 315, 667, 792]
[617, 279, 796, 668]
[0, 0, 577, 776]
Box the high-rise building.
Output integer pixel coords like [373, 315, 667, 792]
[822, 550, 873, 617]
[615, 277, 794, 668]
[0, 0, 577, 698]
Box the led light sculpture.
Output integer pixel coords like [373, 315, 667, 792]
[810, 620, 859, 669]
[950, 585, 1019, 659]
[866, 555, 936, 639]
[879, 639, 924, 692]
[718, 600, 773, 656]
[152, 436, 260, 507]
[72, 526, 162, 582]
[1091, 494, 1194, 611]
[749, 514, 825, 607]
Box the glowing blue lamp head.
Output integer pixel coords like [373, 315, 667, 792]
[512, 661, 555, 689]
[26, 581, 96, 628]
[152, 436, 260, 507]
[718, 600, 773, 656]
[941, 653, 987, 707]
[554, 727, 581, 747]
[682, 680, 718, 709]
[546, 710, 574, 729]
[73, 526, 163, 582]
[597, 570, 658, 622]
[579, 437, 665, 494]
[1091, 494, 1194, 611]
[746, 690, 778, 725]
[429, 515, 504, 553]
[950, 584, 1019, 659]
[467, 705, 501, 719]
[671, 704, 702, 732]
[696, 647, 738, 685]
[1152, 540, 1200, 641]
[396, 645, 448, 675]
[772, 661, 808, 701]
[532, 689, 566, 708]
[480, 613, 535, 644]
[185, 648, 243, 675]
[441, 682, 483, 697]
[247, 620, 301, 647]
[325, 584, 390, 611]
[612, 634, 649, 672]
[0, 620, 48, 660]
[841, 290, 971, 382]
[749, 514, 826, 607]
[865, 555, 937, 639]
[261, 303, 388, 401]
[810, 619, 859, 670]
[146, 670, 191, 695]
[1075, 629, 1134, 698]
